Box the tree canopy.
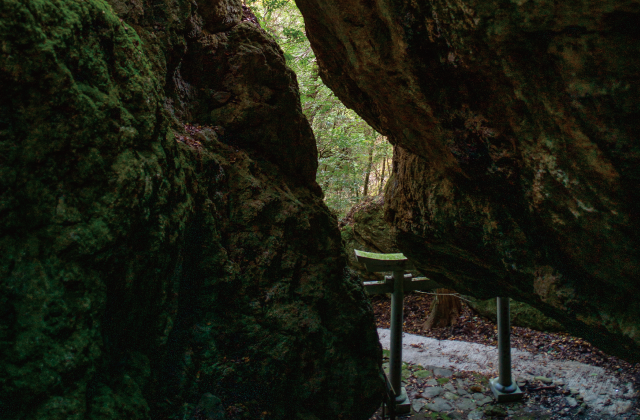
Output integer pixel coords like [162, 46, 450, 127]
[244, 0, 393, 217]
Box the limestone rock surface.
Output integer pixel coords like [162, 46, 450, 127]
[295, 0, 640, 361]
[341, 196, 399, 281]
[0, 1, 383, 419]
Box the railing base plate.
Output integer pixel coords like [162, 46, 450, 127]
[489, 378, 524, 402]
[393, 387, 410, 414]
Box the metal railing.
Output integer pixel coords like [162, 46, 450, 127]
[355, 250, 524, 417]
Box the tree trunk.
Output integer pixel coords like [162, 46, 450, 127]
[422, 289, 462, 329]
[304, 71, 322, 127]
[362, 143, 374, 196]
[353, 166, 359, 197]
[378, 156, 386, 194]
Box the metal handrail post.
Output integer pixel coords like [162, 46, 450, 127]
[389, 269, 405, 400]
[498, 297, 513, 389]
[489, 296, 523, 401]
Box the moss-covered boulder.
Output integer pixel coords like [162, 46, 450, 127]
[296, 0, 640, 362]
[342, 224, 379, 282]
[0, 1, 383, 419]
[349, 196, 397, 254]
[341, 196, 400, 281]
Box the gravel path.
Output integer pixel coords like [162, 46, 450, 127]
[369, 292, 640, 419]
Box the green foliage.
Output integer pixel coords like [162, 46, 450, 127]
[244, 0, 392, 217]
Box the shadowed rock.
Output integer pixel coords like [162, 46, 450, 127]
[198, 0, 243, 33]
[0, 1, 383, 419]
[341, 196, 399, 281]
[295, 0, 640, 361]
[466, 296, 566, 333]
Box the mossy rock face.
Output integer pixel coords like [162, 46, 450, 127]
[296, 0, 640, 362]
[0, 1, 382, 419]
[351, 196, 397, 254]
[342, 224, 383, 281]
[197, 0, 242, 33]
[466, 297, 566, 333]
[341, 196, 404, 282]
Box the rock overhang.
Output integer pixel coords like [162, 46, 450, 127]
[295, 0, 640, 362]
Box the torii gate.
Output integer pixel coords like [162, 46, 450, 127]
[355, 250, 523, 416]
